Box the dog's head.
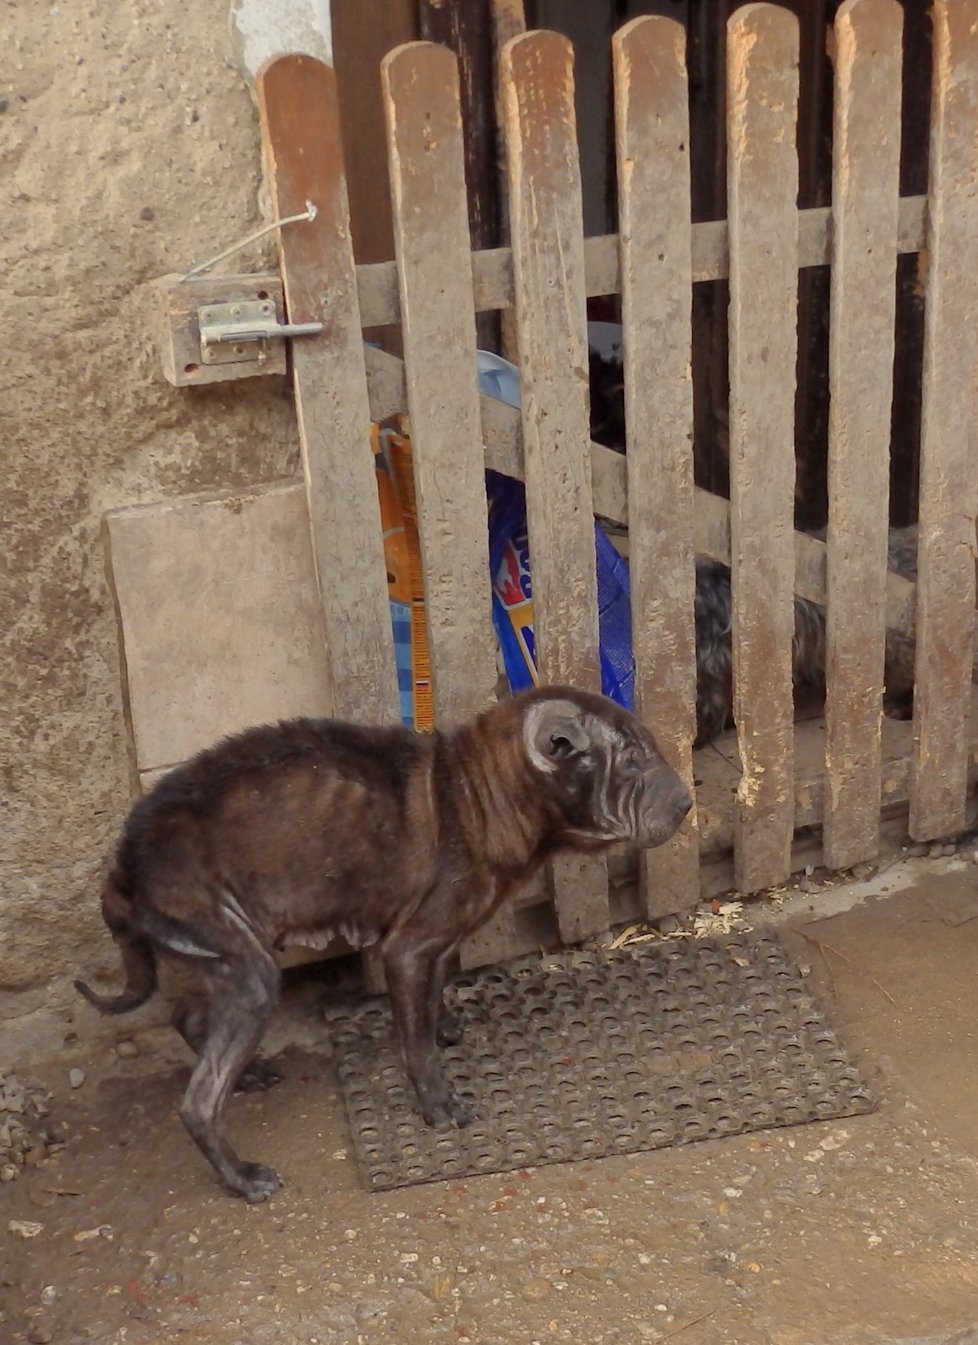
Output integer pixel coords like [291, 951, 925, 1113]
[519, 687, 692, 850]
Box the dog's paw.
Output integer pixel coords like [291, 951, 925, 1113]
[235, 1058, 285, 1093]
[231, 1162, 283, 1203]
[436, 1010, 464, 1048]
[422, 1091, 475, 1129]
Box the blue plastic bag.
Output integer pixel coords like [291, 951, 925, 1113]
[487, 472, 635, 710]
[477, 351, 635, 711]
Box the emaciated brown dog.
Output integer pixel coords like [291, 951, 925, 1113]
[76, 686, 691, 1201]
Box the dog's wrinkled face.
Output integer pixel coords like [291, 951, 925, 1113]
[522, 693, 692, 849]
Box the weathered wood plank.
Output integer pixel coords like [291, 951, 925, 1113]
[354, 194, 929, 329]
[502, 29, 608, 942]
[382, 43, 498, 727]
[822, 0, 903, 869]
[260, 56, 401, 995]
[726, 4, 799, 893]
[257, 56, 399, 726]
[910, 0, 978, 840]
[614, 16, 699, 917]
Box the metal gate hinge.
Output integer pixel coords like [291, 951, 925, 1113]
[197, 300, 323, 365]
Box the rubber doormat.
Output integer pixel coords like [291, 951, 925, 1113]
[325, 933, 874, 1192]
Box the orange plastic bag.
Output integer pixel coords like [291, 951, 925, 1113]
[372, 426, 433, 730]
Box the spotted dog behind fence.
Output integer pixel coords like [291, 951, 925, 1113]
[75, 686, 691, 1202]
[693, 528, 920, 747]
[589, 348, 924, 747]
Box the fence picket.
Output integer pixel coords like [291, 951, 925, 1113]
[383, 41, 515, 968]
[257, 56, 399, 726]
[823, 0, 903, 869]
[910, 0, 978, 840]
[726, 5, 799, 893]
[501, 29, 608, 942]
[382, 43, 498, 727]
[613, 16, 699, 917]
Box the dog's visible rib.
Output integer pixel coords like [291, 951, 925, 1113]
[217, 889, 268, 952]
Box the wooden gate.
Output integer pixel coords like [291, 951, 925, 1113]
[130, 0, 978, 971]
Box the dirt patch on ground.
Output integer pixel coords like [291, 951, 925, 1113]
[3, 862, 978, 1345]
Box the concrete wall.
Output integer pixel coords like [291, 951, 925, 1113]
[1, 0, 301, 1055]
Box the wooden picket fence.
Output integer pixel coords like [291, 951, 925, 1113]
[255, 0, 978, 965]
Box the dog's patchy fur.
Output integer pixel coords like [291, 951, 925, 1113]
[76, 686, 691, 1202]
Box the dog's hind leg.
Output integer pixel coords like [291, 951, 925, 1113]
[178, 952, 282, 1202]
[172, 997, 284, 1093]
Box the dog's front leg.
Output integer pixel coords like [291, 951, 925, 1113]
[382, 932, 473, 1128]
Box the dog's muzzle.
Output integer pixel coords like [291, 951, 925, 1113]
[638, 773, 693, 848]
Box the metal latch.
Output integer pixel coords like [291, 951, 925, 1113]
[197, 300, 323, 365]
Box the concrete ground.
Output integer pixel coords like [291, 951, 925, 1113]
[3, 854, 978, 1345]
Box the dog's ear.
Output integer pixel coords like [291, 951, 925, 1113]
[524, 700, 591, 773]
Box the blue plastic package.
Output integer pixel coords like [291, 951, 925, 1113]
[477, 352, 635, 711]
[487, 471, 635, 710]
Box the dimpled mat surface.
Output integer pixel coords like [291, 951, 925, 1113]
[325, 932, 874, 1191]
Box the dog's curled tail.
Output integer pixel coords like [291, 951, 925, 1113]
[74, 873, 158, 1015]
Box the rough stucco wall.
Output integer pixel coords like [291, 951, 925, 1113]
[1, 0, 300, 1056]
